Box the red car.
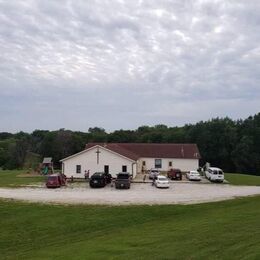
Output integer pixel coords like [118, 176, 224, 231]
[167, 168, 182, 180]
[46, 174, 66, 188]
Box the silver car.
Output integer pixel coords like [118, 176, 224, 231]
[186, 170, 201, 181]
[155, 175, 170, 188]
[149, 169, 160, 179]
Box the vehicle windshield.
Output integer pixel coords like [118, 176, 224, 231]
[48, 176, 57, 180]
[117, 174, 129, 179]
[158, 177, 167, 181]
[91, 173, 104, 179]
[213, 170, 223, 175]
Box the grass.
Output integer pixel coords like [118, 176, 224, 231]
[0, 169, 45, 187]
[225, 173, 260, 186]
[0, 196, 259, 259]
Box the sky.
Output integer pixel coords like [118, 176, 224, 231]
[0, 0, 259, 133]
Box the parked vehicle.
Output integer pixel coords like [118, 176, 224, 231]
[89, 172, 111, 188]
[104, 172, 112, 184]
[186, 170, 201, 181]
[154, 175, 170, 188]
[205, 167, 224, 183]
[148, 169, 160, 179]
[46, 173, 66, 188]
[167, 168, 182, 180]
[115, 172, 131, 189]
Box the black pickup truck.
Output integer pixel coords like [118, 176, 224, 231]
[115, 172, 131, 189]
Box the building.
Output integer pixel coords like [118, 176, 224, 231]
[60, 143, 201, 178]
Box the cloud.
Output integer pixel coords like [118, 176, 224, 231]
[0, 0, 259, 132]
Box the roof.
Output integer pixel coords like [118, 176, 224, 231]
[42, 157, 52, 164]
[60, 144, 137, 162]
[208, 167, 222, 171]
[85, 143, 201, 160]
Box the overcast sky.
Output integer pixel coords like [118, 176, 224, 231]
[0, 0, 259, 133]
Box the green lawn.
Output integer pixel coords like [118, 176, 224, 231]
[0, 170, 45, 187]
[225, 173, 260, 186]
[0, 196, 259, 259]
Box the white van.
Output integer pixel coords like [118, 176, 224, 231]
[205, 167, 224, 183]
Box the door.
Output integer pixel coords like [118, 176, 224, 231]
[104, 165, 109, 174]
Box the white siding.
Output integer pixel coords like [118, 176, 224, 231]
[137, 157, 199, 172]
[62, 146, 137, 178]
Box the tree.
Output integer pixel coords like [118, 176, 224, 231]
[0, 113, 260, 174]
[88, 127, 106, 134]
[231, 136, 255, 173]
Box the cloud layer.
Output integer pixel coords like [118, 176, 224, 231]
[0, 0, 259, 132]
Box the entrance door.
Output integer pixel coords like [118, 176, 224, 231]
[104, 165, 109, 174]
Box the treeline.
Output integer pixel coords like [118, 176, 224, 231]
[0, 113, 259, 175]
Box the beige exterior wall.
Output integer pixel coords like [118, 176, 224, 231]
[137, 157, 199, 173]
[62, 146, 137, 178]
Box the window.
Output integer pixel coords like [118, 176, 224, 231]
[76, 165, 81, 174]
[169, 161, 172, 167]
[155, 159, 162, 168]
[104, 165, 109, 174]
[122, 165, 127, 172]
[142, 161, 146, 166]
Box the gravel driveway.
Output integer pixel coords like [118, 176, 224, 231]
[0, 183, 260, 205]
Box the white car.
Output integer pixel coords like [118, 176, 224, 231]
[154, 175, 170, 188]
[205, 167, 224, 183]
[149, 169, 160, 179]
[186, 171, 201, 181]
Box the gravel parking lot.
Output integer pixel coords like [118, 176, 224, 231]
[0, 183, 260, 205]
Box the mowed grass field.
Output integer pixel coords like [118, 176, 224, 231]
[0, 196, 260, 260]
[0, 170, 45, 187]
[225, 173, 260, 186]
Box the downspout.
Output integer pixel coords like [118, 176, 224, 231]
[131, 162, 137, 178]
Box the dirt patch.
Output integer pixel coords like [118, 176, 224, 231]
[17, 172, 42, 177]
[0, 183, 259, 205]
